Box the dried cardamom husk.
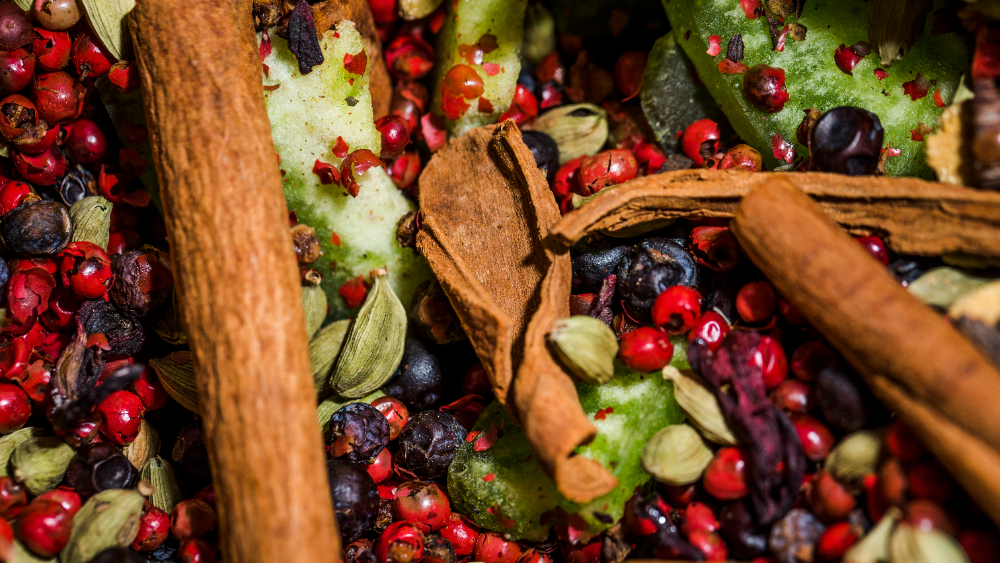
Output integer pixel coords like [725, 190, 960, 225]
[329, 269, 407, 398]
[301, 284, 328, 340]
[80, 0, 135, 61]
[62, 488, 146, 563]
[69, 196, 112, 251]
[824, 430, 882, 485]
[12, 0, 30, 12]
[10, 436, 75, 495]
[548, 316, 618, 385]
[310, 319, 350, 396]
[843, 506, 901, 563]
[532, 104, 609, 164]
[908, 267, 990, 309]
[949, 280, 1000, 327]
[0, 427, 43, 477]
[889, 523, 970, 563]
[399, 0, 442, 21]
[641, 424, 713, 486]
[12, 539, 53, 562]
[151, 290, 188, 345]
[662, 366, 738, 445]
[866, 0, 932, 67]
[123, 420, 160, 470]
[149, 352, 199, 413]
[316, 390, 385, 435]
[139, 456, 182, 513]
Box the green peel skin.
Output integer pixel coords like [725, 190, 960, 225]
[262, 22, 432, 319]
[447, 361, 684, 542]
[660, 0, 968, 177]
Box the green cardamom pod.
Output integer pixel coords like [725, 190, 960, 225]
[317, 390, 385, 435]
[62, 488, 146, 563]
[123, 420, 160, 470]
[532, 104, 609, 164]
[329, 269, 407, 398]
[662, 367, 738, 446]
[151, 290, 188, 346]
[889, 521, 970, 563]
[139, 456, 182, 514]
[12, 539, 54, 562]
[825, 430, 882, 485]
[302, 284, 328, 340]
[0, 428, 44, 477]
[844, 507, 901, 563]
[641, 424, 713, 486]
[548, 316, 618, 385]
[149, 352, 199, 414]
[310, 319, 350, 397]
[69, 196, 113, 251]
[10, 436, 74, 495]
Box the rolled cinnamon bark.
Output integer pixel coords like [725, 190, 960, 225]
[131, 2, 339, 562]
[731, 179, 1000, 471]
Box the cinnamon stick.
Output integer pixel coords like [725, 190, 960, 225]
[131, 2, 339, 562]
[548, 169, 1000, 259]
[730, 179, 1000, 490]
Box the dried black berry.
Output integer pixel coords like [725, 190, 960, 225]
[144, 541, 179, 563]
[398, 410, 465, 479]
[888, 257, 936, 287]
[87, 547, 146, 563]
[172, 422, 212, 485]
[78, 300, 145, 357]
[768, 508, 826, 563]
[809, 107, 884, 176]
[110, 247, 174, 317]
[1, 200, 72, 256]
[65, 443, 139, 498]
[424, 534, 457, 563]
[718, 501, 768, 560]
[382, 338, 443, 409]
[326, 402, 389, 463]
[521, 130, 559, 184]
[615, 238, 698, 323]
[344, 539, 378, 563]
[517, 65, 536, 94]
[571, 239, 631, 292]
[815, 363, 871, 433]
[327, 459, 380, 543]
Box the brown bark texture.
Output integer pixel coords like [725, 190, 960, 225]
[130, 1, 340, 561]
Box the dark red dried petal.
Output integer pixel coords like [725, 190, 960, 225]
[288, 0, 324, 75]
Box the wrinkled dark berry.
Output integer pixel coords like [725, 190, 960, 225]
[718, 501, 768, 560]
[769, 508, 826, 563]
[571, 239, 631, 292]
[809, 107, 884, 176]
[398, 411, 465, 479]
[87, 547, 146, 563]
[516, 65, 536, 94]
[110, 246, 174, 317]
[1, 200, 72, 256]
[521, 130, 559, 184]
[326, 402, 389, 463]
[144, 541, 179, 562]
[345, 539, 379, 563]
[424, 534, 457, 563]
[615, 238, 698, 323]
[327, 459, 380, 543]
[742, 64, 788, 113]
[815, 363, 871, 433]
[77, 299, 145, 357]
[64, 442, 139, 498]
[171, 422, 212, 485]
[382, 338, 443, 409]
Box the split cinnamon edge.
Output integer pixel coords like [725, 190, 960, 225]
[731, 179, 1000, 524]
[417, 122, 616, 502]
[130, 1, 339, 562]
[548, 169, 1000, 260]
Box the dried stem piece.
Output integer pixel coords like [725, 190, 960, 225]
[417, 122, 615, 502]
[548, 169, 1000, 260]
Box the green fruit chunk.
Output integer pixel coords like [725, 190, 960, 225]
[447, 360, 684, 542]
[431, 0, 526, 137]
[660, 0, 968, 177]
[262, 22, 432, 319]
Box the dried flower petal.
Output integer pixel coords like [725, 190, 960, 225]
[288, 0, 324, 75]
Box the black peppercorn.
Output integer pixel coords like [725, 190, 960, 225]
[327, 459, 380, 543]
[64, 443, 139, 498]
[571, 239, 631, 292]
[615, 238, 698, 323]
[326, 402, 390, 463]
[1, 200, 73, 256]
[382, 338, 443, 409]
[397, 411, 465, 480]
[521, 130, 559, 184]
[171, 422, 212, 486]
[809, 106, 884, 176]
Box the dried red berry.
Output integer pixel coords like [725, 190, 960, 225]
[751, 335, 788, 390]
[624, 494, 672, 536]
[719, 144, 762, 171]
[34, 0, 80, 32]
[393, 481, 451, 533]
[0, 476, 27, 519]
[386, 35, 434, 81]
[339, 275, 367, 308]
[387, 151, 421, 189]
[178, 538, 218, 563]
[340, 149, 382, 197]
[369, 0, 397, 25]
[903, 498, 954, 533]
[613, 51, 647, 101]
[472, 532, 522, 563]
[680, 119, 720, 167]
[29, 71, 83, 124]
[16, 498, 71, 558]
[682, 502, 720, 536]
[879, 457, 908, 506]
[791, 414, 834, 461]
[958, 529, 1000, 563]
[96, 389, 145, 445]
[687, 311, 730, 351]
[743, 64, 788, 113]
[107, 60, 140, 93]
[367, 446, 393, 484]
[439, 513, 479, 557]
[855, 235, 889, 265]
[171, 499, 217, 542]
[651, 285, 702, 334]
[906, 460, 954, 502]
[689, 226, 738, 272]
[578, 149, 638, 195]
[790, 341, 837, 382]
[884, 420, 925, 462]
[63, 117, 107, 164]
[0, 180, 30, 215]
[13, 144, 66, 185]
[377, 520, 425, 563]
[632, 140, 667, 174]
[688, 530, 728, 561]
[439, 64, 484, 120]
[703, 447, 749, 500]
[7, 267, 55, 326]
[58, 241, 114, 299]
[0, 47, 34, 94]
[735, 280, 776, 324]
[0, 382, 29, 432]
[35, 487, 80, 517]
[807, 471, 856, 522]
[815, 522, 858, 562]
[372, 395, 409, 440]
[0, 3, 35, 50]
[376, 115, 410, 160]
[0, 93, 36, 140]
[131, 506, 171, 552]
[70, 31, 110, 79]
[31, 28, 68, 72]
[390, 81, 428, 133]
[131, 364, 169, 411]
[770, 379, 812, 414]
[498, 83, 539, 127]
[617, 326, 673, 373]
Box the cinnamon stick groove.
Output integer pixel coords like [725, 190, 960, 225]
[549, 169, 1000, 259]
[131, 1, 339, 562]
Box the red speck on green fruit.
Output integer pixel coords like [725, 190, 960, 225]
[706, 35, 722, 56]
[743, 64, 788, 113]
[440, 64, 484, 120]
[740, 0, 761, 18]
[332, 136, 349, 158]
[339, 275, 367, 308]
[717, 59, 748, 74]
[343, 49, 368, 75]
[340, 149, 382, 197]
[771, 134, 795, 164]
[313, 159, 340, 185]
[934, 89, 945, 107]
[874, 68, 888, 80]
[834, 44, 862, 75]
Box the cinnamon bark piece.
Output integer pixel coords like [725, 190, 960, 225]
[417, 121, 616, 502]
[130, 2, 339, 562]
[548, 169, 1000, 259]
[730, 179, 1000, 459]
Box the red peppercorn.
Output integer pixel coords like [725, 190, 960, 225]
[958, 529, 1000, 563]
[688, 311, 730, 351]
[393, 480, 451, 533]
[132, 506, 171, 552]
[792, 414, 835, 461]
[376, 115, 410, 160]
[35, 486, 81, 517]
[15, 498, 71, 558]
[439, 64, 484, 120]
[0, 47, 34, 94]
[368, 0, 397, 25]
[612, 51, 648, 101]
[70, 31, 111, 79]
[131, 364, 169, 411]
[58, 241, 114, 299]
[171, 499, 217, 542]
[460, 363, 492, 397]
[855, 235, 889, 265]
[790, 341, 837, 382]
[0, 180, 31, 215]
[689, 226, 738, 272]
[372, 396, 409, 440]
[833, 44, 863, 76]
[681, 502, 720, 536]
[807, 471, 856, 522]
[751, 335, 788, 390]
[13, 144, 66, 185]
[769, 378, 813, 414]
[719, 144, 762, 172]
[387, 151, 421, 189]
[107, 228, 142, 256]
[193, 485, 216, 509]
[743, 64, 789, 113]
[367, 446, 393, 484]
[815, 522, 858, 562]
[0, 476, 27, 520]
[617, 327, 674, 373]
[878, 457, 908, 507]
[0, 382, 30, 433]
[688, 530, 728, 561]
[577, 149, 638, 195]
[703, 447, 749, 500]
[178, 538, 218, 563]
[906, 459, 954, 502]
[439, 512, 479, 557]
[96, 389, 145, 445]
[30, 71, 84, 124]
[376, 520, 425, 563]
[32, 27, 70, 71]
[385, 35, 434, 81]
[552, 156, 584, 200]
[11, 118, 58, 154]
[340, 149, 382, 198]
[498, 83, 539, 127]
[632, 140, 667, 175]
[0, 94, 36, 140]
[561, 538, 601, 563]
[903, 499, 955, 533]
[884, 419, 926, 462]
[0, 518, 10, 561]
[0, 3, 34, 49]
[472, 532, 522, 563]
[680, 119, 720, 167]
[390, 81, 428, 133]
[0, 338, 31, 383]
[64, 117, 107, 163]
[651, 285, 702, 335]
[735, 280, 776, 324]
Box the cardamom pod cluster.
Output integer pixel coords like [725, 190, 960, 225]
[140, 456, 182, 513]
[329, 270, 407, 398]
[548, 315, 618, 385]
[62, 488, 146, 563]
[662, 366, 738, 445]
[10, 435, 75, 495]
[531, 103, 609, 164]
[310, 319, 350, 396]
[824, 430, 882, 485]
[68, 196, 112, 251]
[641, 423, 713, 486]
